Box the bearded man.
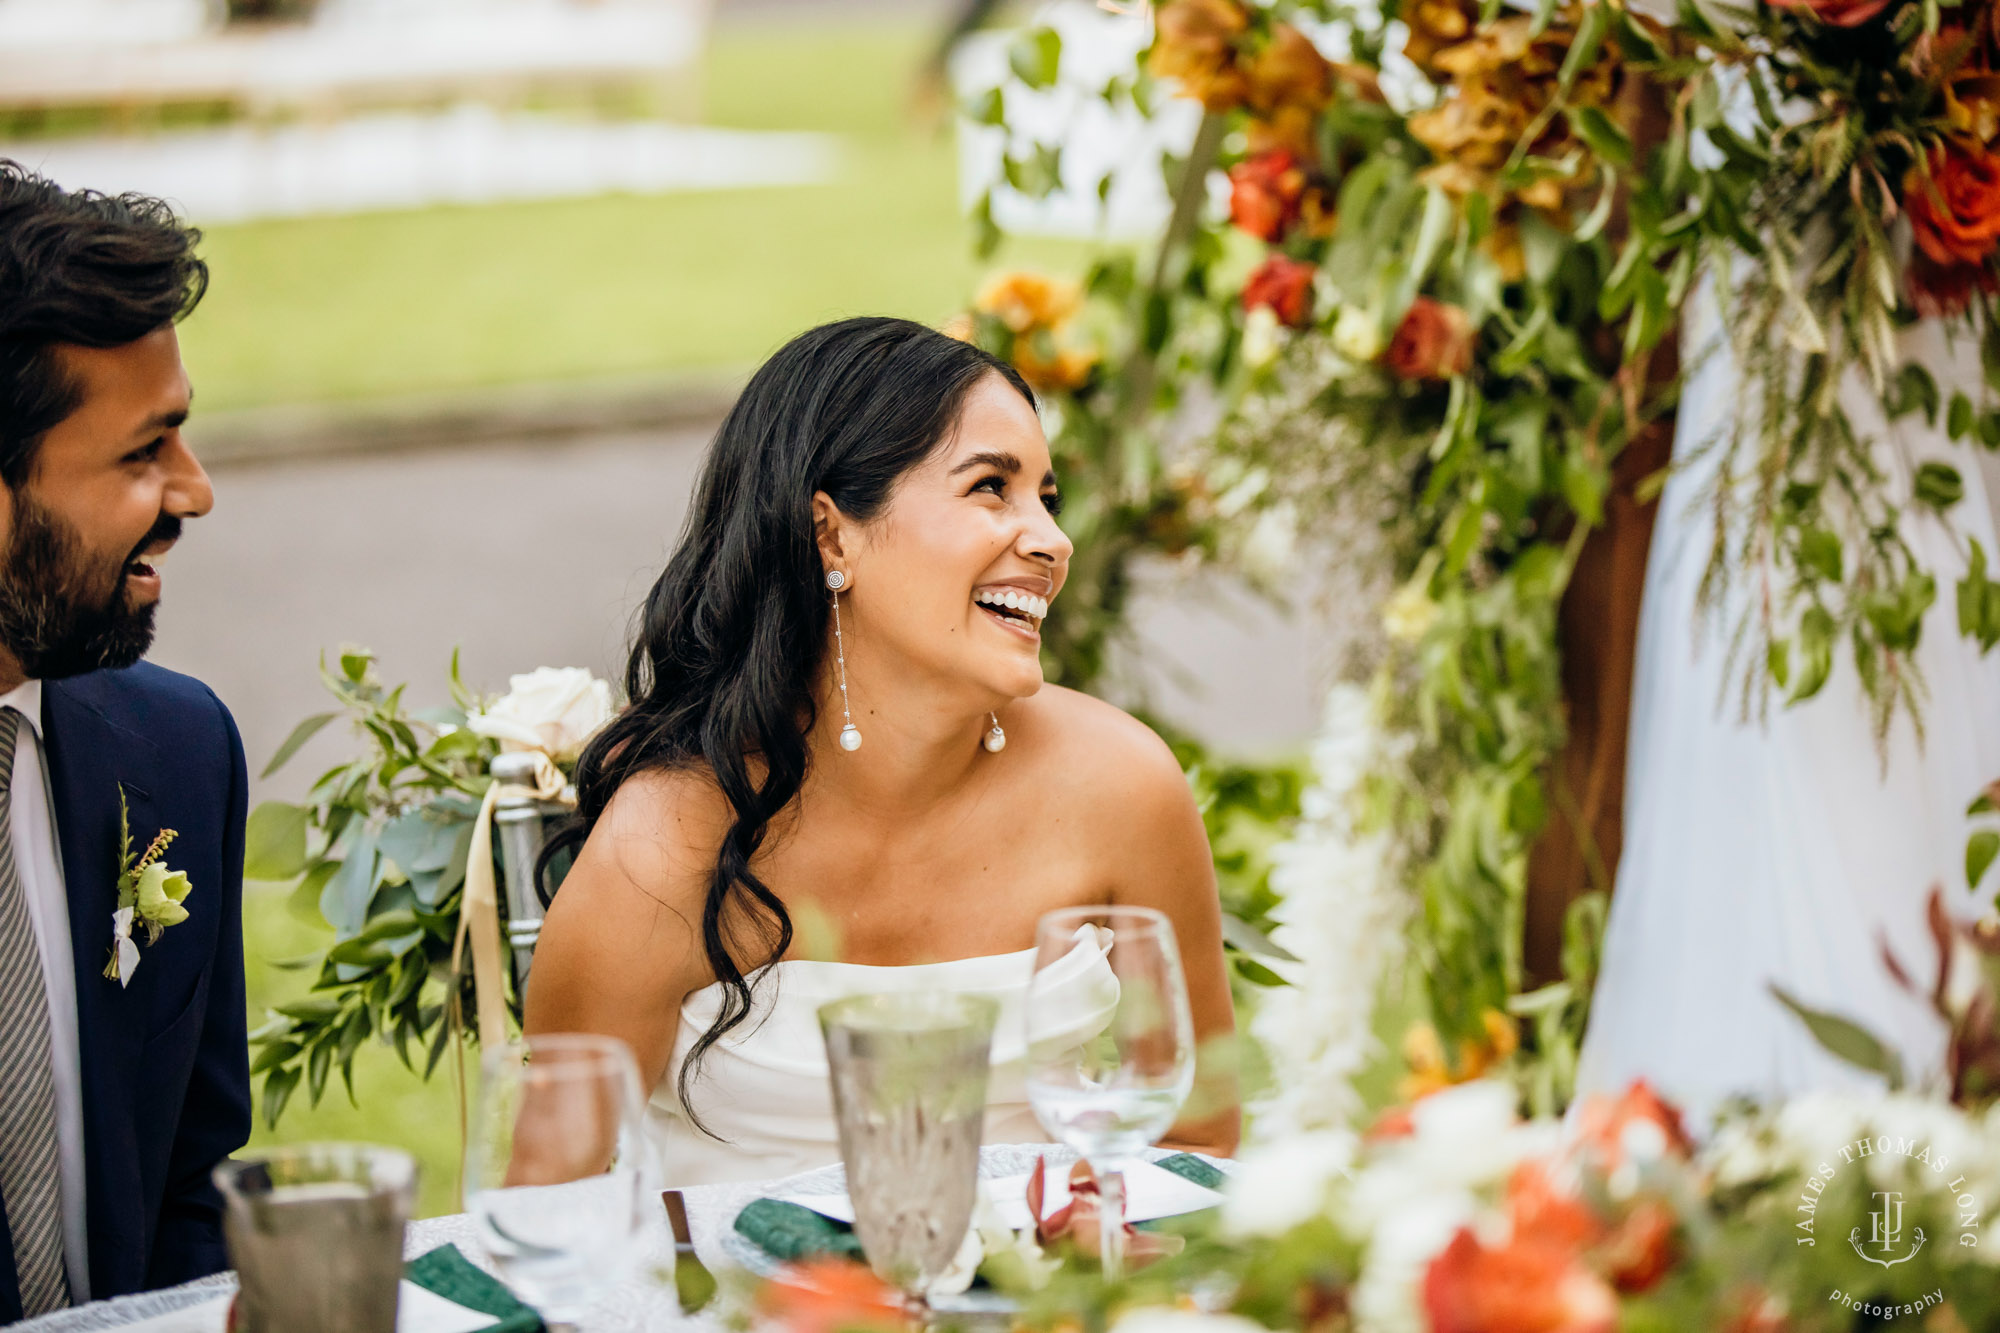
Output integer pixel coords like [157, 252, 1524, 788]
[0, 161, 248, 1320]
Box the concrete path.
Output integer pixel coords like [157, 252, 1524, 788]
[148, 423, 1334, 809]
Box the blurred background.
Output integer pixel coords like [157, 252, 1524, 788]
[0, 0, 1334, 1213]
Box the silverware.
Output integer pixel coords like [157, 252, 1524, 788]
[662, 1189, 717, 1313]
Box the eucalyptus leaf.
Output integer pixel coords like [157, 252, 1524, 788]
[1969, 830, 1999, 891]
[244, 802, 309, 882]
[1914, 461, 1965, 511]
[261, 712, 337, 779]
[1220, 914, 1301, 963]
[321, 829, 380, 937]
[1771, 985, 1905, 1089]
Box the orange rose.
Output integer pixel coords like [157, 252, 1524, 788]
[1384, 297, 1476, 380]
[1242, 254, 1316, 327]
[1571, 1079, 1693, 1169]
[1012, 337, 1098, 393]
[1148, 0, 1252, 111]
[1907, 139, 2000, 266]
[1506, 1162, 1604, 1253]
[975, 271, 1082, 335]
[757, 1259, 909, 1333]
[1422, 1226, 1619, 1333]
[1769, 0, 1892, 24]
[1229, 149, 1308, 241]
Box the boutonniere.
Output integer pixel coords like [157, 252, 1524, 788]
[103, 788, 190, 988]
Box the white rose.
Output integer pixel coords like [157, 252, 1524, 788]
[1223, 1129, 1357, 1237]
[1242, 304, 1284, 370]
[467, 667, 613, 764]
[1331, 305, 1385, 363]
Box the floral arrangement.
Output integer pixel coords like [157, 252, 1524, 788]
[743, 878, 2000, 1332]
[244, 651, 612, 1125]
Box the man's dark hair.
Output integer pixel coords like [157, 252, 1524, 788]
[0, 161, 207, 488]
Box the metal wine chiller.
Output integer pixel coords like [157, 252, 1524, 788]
[489, 751, 569, 997]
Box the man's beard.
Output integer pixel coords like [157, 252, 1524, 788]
[0, 494, 172, 680]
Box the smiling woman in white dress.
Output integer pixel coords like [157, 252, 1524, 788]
[523, 317, 1239, 1185]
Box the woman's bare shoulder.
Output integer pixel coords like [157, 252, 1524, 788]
[526, 766, 735, 1038]
[536, 769, 731, 970]
[1017, 686, 1193, 817]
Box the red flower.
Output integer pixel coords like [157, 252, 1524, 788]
[1384, 297, 1475, 380]
[1909, 253, 2000, 317]
[1601, 1199, 1679, 1293]
[1768, 0, 1892, 24]
[1242, 254, 1316, 327]
[1229, 149, 1307, 242]
[1422, 1225, 1619, 1333]
[1907, 140, 2000, 267]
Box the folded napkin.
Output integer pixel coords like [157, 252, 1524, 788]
[404, 1244, 546, 1333]
[733, 1153, 1224, 1264]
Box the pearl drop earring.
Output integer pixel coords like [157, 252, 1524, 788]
[983, 712, 1006, 753]
[827, 570, 862, 751]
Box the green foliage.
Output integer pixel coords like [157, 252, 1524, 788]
[1656, 10, 2000, 743]
[1170, 732, 1308, 991]
[248, 649, 499, 1128]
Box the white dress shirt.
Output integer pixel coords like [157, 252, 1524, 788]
[2, 680, 91, 1302]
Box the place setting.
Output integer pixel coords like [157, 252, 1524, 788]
[17, 904, 1219, 1332]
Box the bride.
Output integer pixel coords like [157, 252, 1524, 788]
[524, 316, 1239, 1185]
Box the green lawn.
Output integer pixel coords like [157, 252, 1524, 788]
[179, 21, 1083, 412]
[223, 17, 1088, 1216]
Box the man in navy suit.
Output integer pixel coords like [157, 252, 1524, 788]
[0, 162, 248, 1321]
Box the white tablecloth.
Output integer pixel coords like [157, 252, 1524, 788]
[13, 1145, 1211, 1331]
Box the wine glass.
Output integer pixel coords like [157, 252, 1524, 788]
[466, 1033, 655, 1328]
[1023, 905, 1195, 1279]
[819, 991, 999, 1305]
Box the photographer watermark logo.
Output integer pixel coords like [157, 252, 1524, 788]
[1793, 1132, 1982, 1320]
[1852, 1190, 1924, 1268]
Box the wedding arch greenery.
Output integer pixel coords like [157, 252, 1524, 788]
[958, 0, 2000, 1111]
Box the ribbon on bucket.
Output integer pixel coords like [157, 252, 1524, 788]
[451, 749, 568, 1050]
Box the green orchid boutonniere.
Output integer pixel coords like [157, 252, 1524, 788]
[104, 788, 189, 988]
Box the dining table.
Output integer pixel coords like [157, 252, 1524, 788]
[14, 1145, 1220, 1333]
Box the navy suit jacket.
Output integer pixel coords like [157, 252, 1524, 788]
[0, 662, 250, 1324]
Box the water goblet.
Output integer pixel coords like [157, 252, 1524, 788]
[1023, 905, 1195, 1279]
[819, 991, 999, 1305]
[465, 1032, 655, 1328]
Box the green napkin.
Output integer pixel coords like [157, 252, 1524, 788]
[733, 1197, 867, 1262]
[1153, 1152, 1227, 1190]
[732, 1153, 1227, 1262]
[406, 1243, 546, 1333]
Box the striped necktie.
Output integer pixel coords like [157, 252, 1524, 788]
[0, 707, 69, 1315]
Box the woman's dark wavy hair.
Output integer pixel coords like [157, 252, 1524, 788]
[539, 316, 1033, 1132]
[0, 160, 208, 488]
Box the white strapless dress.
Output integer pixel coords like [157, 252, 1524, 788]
[646, 939, 1114, 1187]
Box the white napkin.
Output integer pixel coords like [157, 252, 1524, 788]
[105, 1280, 506, 1333]
[774, 1156, 1223, 1233]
